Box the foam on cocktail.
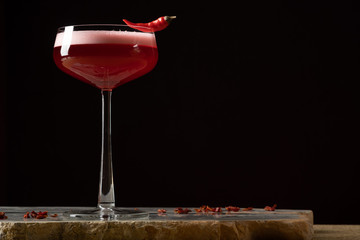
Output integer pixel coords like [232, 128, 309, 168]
[54, 30, 157, 48]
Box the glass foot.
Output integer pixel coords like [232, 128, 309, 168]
[63, 207, 149, 220]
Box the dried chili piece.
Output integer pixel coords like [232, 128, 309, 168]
[30, 211, 38, 218]
[0, 212, 8, 220]
[174, 207, 191, 214]
[197, 205, 207, 212]
[208, 206, 221, 212]
[37, 211, 48, 219]
[194, 205, 223, 213]
[174, 207, 181, 213]
[264, 204, 277, 211]
[243, 207, 253, 211]
[36, 214, 47, 219]
[182, 208, 191, 214]
[39, 211, 48, 216]
[29, 210, 49, 219]
[157, 209, 166, 214]
[214, 207, 222, 213]
[206, 206, 215, 212]
[23, 212, 30, 218]
[50, 214, 58, 217]
[225, 206, 241, 212]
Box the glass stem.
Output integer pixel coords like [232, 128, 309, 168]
[98, 90, 115, 210]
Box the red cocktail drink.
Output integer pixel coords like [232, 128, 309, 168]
[54, 30, 158, 90]
[53, 25, 158, 219]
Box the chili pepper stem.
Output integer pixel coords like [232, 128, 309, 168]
[164, 16, 176, 23]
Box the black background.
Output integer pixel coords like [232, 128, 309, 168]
[1, 0, 359, 224]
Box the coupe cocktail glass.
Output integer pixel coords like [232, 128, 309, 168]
[53, 24, 158, 219]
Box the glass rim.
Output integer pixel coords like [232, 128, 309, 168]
[57, 24, 154, 33]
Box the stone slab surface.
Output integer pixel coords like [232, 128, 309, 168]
[0, 206, 313, 240]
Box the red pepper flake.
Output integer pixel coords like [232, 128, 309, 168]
[194, 205, 207, 213]
[196, 205, 207, 213]
[30, 211, 38, 218]
[37, 211, 48, 219]
[174, 207, 191, 214]
[23, 212, 30, 218]
[214, 207, 222, 213]
[264, 204, 277, 211]
[29, 210, 49, 219]
[243, 207, 253, 211]
[206, 206, 215, 212]
[36, 214, 47, 219]
[50, 214, 58, 217]
[225, 206, 241, 212]
[0, 212, 8, 220]
[123, 16, 176, 32]
[194, 205, 223, 213]
[157, 209, 166, 214]
[194, 205, 222, 213]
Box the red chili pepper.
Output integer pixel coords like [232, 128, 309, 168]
[29, 210, 49, 219]
[264, 204, 277, 211]
[194, 205, 223, 213]
[0, 212, 8, 220]
[214, 207, 222, 213]
[206, 206, 215, 212]
[225, 206, 241, 212]
[199, 205, 207, 212]
[123, 16, 176, 32]
[38, 211, 48, 216]
[157, 209, 167, 214]
[194, 206, 206, 213]
[23, 212, 30, 218]
[36, 214, 47, 219]
[243, 207, 253, 211]
[194, 208, 203, 213]
[174, 207, 191, 214]
[50, 213, 58, 217]
[30, 211, 38, 218]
